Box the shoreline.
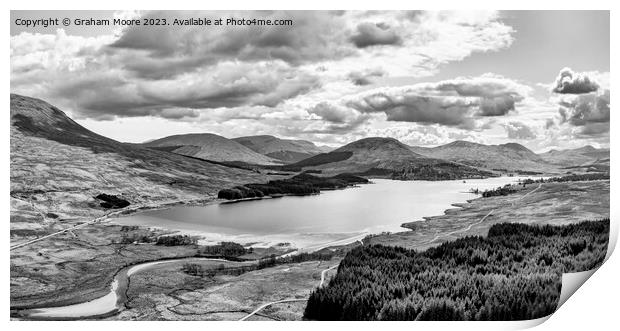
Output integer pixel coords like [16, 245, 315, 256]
[10, 176, 535, 317]
[109, 176, 532, 253]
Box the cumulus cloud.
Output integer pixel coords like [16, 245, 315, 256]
[348, 93, 476, 128]
[305, 102, 371, 133]
[559, 89, 610, 135]
[10, 29, 321, 120]
[308, 102, 361, 123]
[346, 74, 529, 128]
[545, 118, 555, 129]
[552, 68, 600, 94]
[109, 11, 353, 77]
[503, 121, 536, 140]
[347, 69, 385, 86]
[350, 22, 403, 48]
[11, 10, 519, 124]
[46, 61, 320, 119]
[416, 74, 528, 115]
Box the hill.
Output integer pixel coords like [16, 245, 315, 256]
[144, 133, 279, 165]
[305, 220, 609, 320]
[286, 137, 492, 180]
[10, 94, 265, 241]
[410, 140, 552, 174]
[233, 135, 328, 163]
[540, 145, 610, 170]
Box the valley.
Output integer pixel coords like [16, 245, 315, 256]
[9, 94, 610, 321]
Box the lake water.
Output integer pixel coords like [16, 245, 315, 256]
[117, 177, 535, 250]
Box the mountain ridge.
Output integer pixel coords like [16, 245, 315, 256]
[233, 134, 328, 163]
[286, 137, 492, 180]
[409, 140, 548, 173]
[144, 133, 279, 165]
[10, 94, 265, 233]
[539, 145, 610, 169]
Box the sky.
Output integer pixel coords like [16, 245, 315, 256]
[10, 10, 610, 152]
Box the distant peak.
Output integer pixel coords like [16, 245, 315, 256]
[343, 137, 404, 148]
[500, 142, 530, 151]
[239, 134, 276, 139]
[575, 145, 597, 152]
[445, 140, 481, 148]
[338, 137, 413, 152]
[355, 137, 400, 144]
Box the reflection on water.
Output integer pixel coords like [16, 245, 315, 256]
[118, 177, 535, 249]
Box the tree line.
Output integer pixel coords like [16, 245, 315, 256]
[217, 173, 369, 200]
[522, 173, 609, 185]
[389, 163, 493, 181]
[182, 251, 335, 278]
[481, 185, 517, 197]
[304, 219, 609, 321]
[481, 173, 610, 198]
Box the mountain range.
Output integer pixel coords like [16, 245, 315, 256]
[540, 145, 610, 167]
[285, 137, 494, 180]
[10, 93, 611, 239]
[410, 140, 553, 173]
[11, 94, 610, 218]
[144, 133, 280, 165]
[142, 130, 608, 176]
[233, 135, 331, 163]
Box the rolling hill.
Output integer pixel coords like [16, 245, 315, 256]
[10, 94, 266, 239]
[232, 135, 329, 163]
[540, 146, 610, 166]
[410, 140, 554, 173]
[144, 133, 279, 165]
[285, 137, 493, 180]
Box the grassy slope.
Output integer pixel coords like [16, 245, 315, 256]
[369, 180, 610, 250]
[286, 137, 493, 179]
[9, 94, 267, 307]
[411, 140, 557, 173]
[144, 133, 280, 165]
[10, 94, 266, 238]
[233, 135, 325, 163]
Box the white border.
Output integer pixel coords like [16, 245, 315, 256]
[4, 1, 617, 331]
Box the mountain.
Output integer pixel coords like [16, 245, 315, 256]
[10, 94, 265, 237]
[285, 137, 492, 180]
[410, 140, 552, 173]
[539, 146, 610, 172]
[232, 135, 328, 163]
[144, 133, 279, 165]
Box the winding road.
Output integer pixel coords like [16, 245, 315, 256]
[238, 262, 339, 321]
[319, 264, 339, 287]
[10, 212, 116, 251]
[10, 200, 189, 251]
[414, 183, 542, 249]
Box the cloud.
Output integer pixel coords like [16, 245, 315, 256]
[10, 29, 321, 120]
[545, 118, 555, 129]
[348, 93, 476, 128]
[346, 74, 529, 128]
[503, 121, 536, 140]
[109, 11, 353, 77]
[305, 102, 371, 133]
[308, 102, 362, 123]
[11, 10, 518, 129]
[416, 74, 528, 115]
[552, 68, 600, 94]
[347, 69, 385, 86]
[478, 96, 516, 116]
[559, 89, 610, 135]
[350, 22, 403, 48]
